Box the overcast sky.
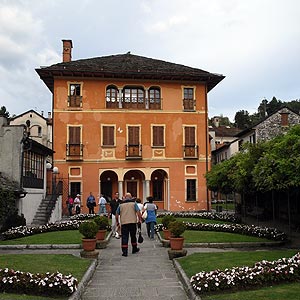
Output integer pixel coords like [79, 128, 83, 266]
[1, 0, 299, 121]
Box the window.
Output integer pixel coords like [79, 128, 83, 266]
[123, 87, 145, 109]
[22, 151, 44, 188]
[148, 87, 161, 109]
[102, 126, 115, 146]
[67, 126, 82, 156]
[183, 87, 195, 110]
[152, 126, 164, 147]
[186, 179, 196, 201]
[126, 126, 141, 158]
[106, 86, 119, 108]
[281, 112, 289, 126]
[68, 83, 82, 107]
[184, 126, 197, 158]
[38, 126, 42, 137]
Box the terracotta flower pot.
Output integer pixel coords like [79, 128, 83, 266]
[169, 237, 184, 250]
[82, 238, 97, 251]
[163, 229, 171, 240]
[96, 229, 107, 241]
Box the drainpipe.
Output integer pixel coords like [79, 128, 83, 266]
[205, 85, 209, 211]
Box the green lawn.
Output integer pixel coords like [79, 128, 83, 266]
[202, 282, 300, 300]
[0, 230, 82, 245]
[0, 254, 91, 280]
[178, 249, 299, 300]
[0, 254, 93, 300]
[211, 203, 235, 211]
[182, 230, 271, 243]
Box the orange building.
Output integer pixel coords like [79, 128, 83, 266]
[36, 40, 224, 213]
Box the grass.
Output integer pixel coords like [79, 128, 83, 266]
[202, 282, 300, 300]
[0, 254, 93, 300]
[182, 230, 271, 243]
[211, 203, 235, 211]
[0, 254, 92, 281]
[179, 249, 297, 277]
[179, 250, 299, 300]
[0, 230, 82, 245]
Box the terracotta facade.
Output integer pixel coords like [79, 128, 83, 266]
[37, 40, 224, 213]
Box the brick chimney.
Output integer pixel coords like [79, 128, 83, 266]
[62, 39, 73, 62]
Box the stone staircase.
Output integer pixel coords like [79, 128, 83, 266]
[31, 195, 57, 226]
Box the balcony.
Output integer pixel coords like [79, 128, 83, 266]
[126, 144, 142, 160]
[106, 97, 161, 110]
[183, 145, 198, 159]
[68, 95, 82, 108]
[183, 99, 195, 111]
[66, 143, 83, 160]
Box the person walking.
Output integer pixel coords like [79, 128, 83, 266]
[135, 198, 143, 232]
[109, 192, 122, 238]
[73, 194, 81, 214]
[67, 195, 74, 216]
[86, 192, 96, 214]
[98, 194, 107, 215]
[115, 192, 142, 257]
[143, 196, 157, 240]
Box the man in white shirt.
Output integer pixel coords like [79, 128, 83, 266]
[98, 194, 107, 215]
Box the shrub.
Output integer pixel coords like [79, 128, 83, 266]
[169, 220, 186, 238]
[93, 215, 109, 230]
[1, 211, 26, 232]
[78, 221, 98, 239]
[161, 215, 176, 229]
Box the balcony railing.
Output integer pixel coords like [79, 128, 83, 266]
[126, 144, 142, 160]
[66, 143, 83, 159]
[106, 97, 161, 110]
[183, 99, 195, 111]
[183, 145, 198, 159]
[68, 95, 82, 108]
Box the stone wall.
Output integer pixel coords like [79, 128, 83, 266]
[256, 107, 300, 141]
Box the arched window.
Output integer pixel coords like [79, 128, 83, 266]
[106, 85, 119, 108]
[148, 87, 161, 109]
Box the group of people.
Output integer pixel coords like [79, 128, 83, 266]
[67, 191, 157, 257]
[66, 192, 108, 216]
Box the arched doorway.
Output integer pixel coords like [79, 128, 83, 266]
[151, 169, 168, 209]
[123, 170, 145, 199]
[100, 171, 118, 202]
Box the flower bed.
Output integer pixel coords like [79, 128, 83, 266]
[0, 268, 77, 297]
[1, 214, 111, 241]
[0, 220, 83, 241]
[157, 211, 241, 224]
[190, 252, 300, 295]
[155, 212, 287, 241]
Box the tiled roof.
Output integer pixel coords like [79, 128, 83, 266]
[36, 53, 225, 92]
[210, 126, 242, 137]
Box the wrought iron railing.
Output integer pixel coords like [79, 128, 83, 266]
[183, 145, 198, 159]
[125, 144, 142, 159]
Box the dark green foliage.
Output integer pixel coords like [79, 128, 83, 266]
[1, 211, 26, 232]
[161, 215, 176, 229]
[78, 221, 98, 239]
[93, 215, 109, 230]
[169, 220, 186, 237]
[0, 188, 19, 232]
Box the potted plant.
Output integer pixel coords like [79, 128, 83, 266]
[168, 220, 186, 250]
[161, 215, 176, 240]
[79, 220, 98, 251]
[94, 215, 109, 240]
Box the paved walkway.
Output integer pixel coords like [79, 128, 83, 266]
[80, 225, 191, 300]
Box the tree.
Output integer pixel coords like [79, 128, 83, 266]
[234, 110, 252, 128]
[0, 106, 10, 118]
